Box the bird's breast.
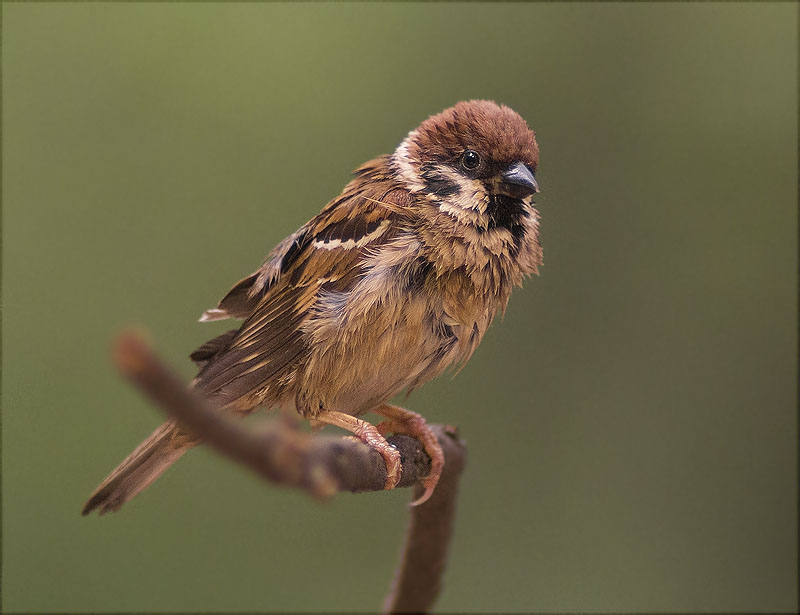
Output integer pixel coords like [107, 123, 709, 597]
[294, 247, 493, 417]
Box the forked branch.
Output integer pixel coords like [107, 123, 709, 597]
[111, 331, 467, 614]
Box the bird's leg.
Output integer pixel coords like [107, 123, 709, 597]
[313, 409, 401, 490]
[374, 404, 444, 506]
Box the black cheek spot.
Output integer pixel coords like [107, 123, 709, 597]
[423, 177, 460, 197]
[420, 165, 461, 197]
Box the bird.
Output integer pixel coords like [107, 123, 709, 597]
[82, 99, 542, 515]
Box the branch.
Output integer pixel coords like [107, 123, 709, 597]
[112, 331, 467, 613]
[383, 424, 467, 614]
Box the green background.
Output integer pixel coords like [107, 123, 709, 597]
[2, 3, 797, 613]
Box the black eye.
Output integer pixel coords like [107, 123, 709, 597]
[461, 149, 481, 170]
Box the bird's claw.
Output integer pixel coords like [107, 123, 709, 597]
[376, 410, 444, 506]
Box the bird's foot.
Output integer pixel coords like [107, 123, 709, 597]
[376, 404, 444, 506]
[314, 410, 401, 489]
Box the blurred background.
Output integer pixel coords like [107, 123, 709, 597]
[2, 3, 796, 613]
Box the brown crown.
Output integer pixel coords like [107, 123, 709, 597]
[407, 100, 538, 170]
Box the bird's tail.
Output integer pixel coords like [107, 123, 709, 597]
[82, 420, 195, 515]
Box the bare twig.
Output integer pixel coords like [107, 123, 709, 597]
[112, 330, 467, 613]
[383, 424, 467, 614]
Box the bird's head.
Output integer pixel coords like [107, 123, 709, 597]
[393, 100, 539, 226]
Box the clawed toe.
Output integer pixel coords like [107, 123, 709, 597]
[376, 405, 445, 506]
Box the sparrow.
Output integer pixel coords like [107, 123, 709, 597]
[83, 99, 541, 515]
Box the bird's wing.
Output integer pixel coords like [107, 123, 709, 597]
[197, 229, 306, 323]
[192, 156, 413, 409]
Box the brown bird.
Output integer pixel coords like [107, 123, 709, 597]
[83, 100, 541, 515]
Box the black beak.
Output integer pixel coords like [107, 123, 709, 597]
[500, 161, 539, 197]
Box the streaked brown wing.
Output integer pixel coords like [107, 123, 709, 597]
[189, 329, 238, 367]
[192, 156, 411, 410]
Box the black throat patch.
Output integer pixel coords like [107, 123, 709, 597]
[486, 194, 528, 238]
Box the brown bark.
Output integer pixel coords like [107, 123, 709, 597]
[111, 331, 467, 613]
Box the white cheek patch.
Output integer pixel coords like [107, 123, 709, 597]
[312, 219, 391, 251]
[434, 167, 488, 213]
[437, 196, 485, 227]
[392, 133, 426, 192]
[393, 137, 488, 215]
[391, 139, 522, 250]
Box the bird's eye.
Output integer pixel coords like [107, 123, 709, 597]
[461, 149, 481, 170]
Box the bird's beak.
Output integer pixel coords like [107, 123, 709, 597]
[499, 161, 539, 197]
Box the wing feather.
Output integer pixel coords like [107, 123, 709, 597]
[191, 156, 412, 410]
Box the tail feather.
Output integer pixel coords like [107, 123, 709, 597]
[82, 420, 193, 515]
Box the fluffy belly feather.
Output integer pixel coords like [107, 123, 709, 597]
[295, 286, 473, 417]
